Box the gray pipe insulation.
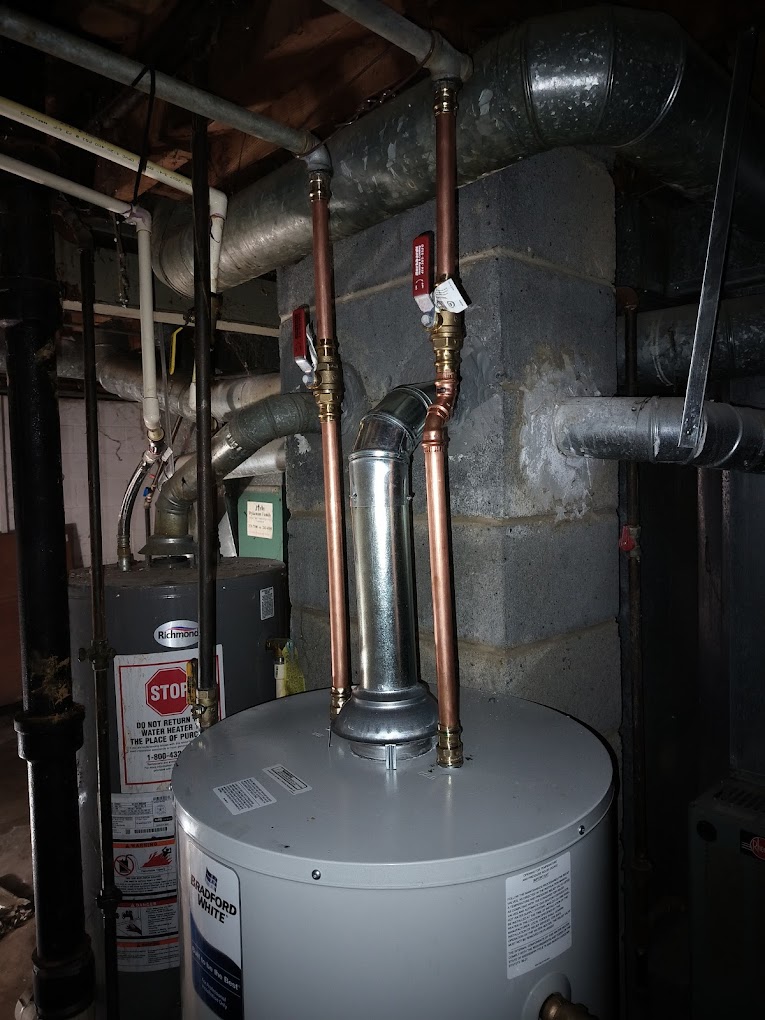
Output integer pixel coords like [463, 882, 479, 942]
[153, 5, 765, 297]
[554, 397, 765, 472]
[145, 392, 320, 555]
[333, 384, 439, 760]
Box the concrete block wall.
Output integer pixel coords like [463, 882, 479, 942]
[278, 148, 620, 744]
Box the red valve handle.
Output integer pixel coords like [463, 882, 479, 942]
[412, 232, 434, 314]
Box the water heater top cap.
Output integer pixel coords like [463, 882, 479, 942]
[173, 689, 613, 890]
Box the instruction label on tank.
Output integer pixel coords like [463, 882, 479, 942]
[187, 842, 242, 1019]
[263, 764, 311, 795]
[114, 645, 225, 791]
[247, 500, 273, 539]
[114, 834, 179, 972]
[505, 851, 572, 979]
[213, 776, 276, 814]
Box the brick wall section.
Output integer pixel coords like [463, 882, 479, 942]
[278, 148, 620, 742]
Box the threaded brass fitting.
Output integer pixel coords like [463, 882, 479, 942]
[309, 170, 331, 203]
[329, 685, 351, 720]
[193, 689, 219, 731]
[437, 723, 464, 767]
[540, 994, 597, 1020]
[434, 81, 459, 116]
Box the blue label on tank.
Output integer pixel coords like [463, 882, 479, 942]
[190, 913, 243, 1019]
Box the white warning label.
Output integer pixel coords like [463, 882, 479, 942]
[114, 836, 179, 973]
[506, 852, 572, 979]
[263, 764, 311, 796]
[247, 500, 274, 539]
[213, 777, 276, 815]
[116, 897, 179, 972]
[260, 586, 275, 621]
[112, 792, 176, 840]
[114, 645, 225, 791]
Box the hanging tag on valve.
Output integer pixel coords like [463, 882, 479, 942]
[412, 232, 435, 326]
[292, 305, 318, 386]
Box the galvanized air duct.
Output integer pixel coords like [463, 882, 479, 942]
[0, 339, 281, 422]
[153, 5, 765, 296]
[145, 392, 320, 557]
[333, 384, 438, 765]
[632, 295, 765, 390]
[554, 397, 765, 472]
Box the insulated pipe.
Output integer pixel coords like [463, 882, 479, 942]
[0, 96, 228, 292]
[0, 5, 321, 157]
[308, 170, 352, 719]
[146, 392, 319, 552]
[554, 397, 765, 472]
[1, 166, 95, 1017]
[151, 6, 765, 297]
[38, 340, 281, 422]
[423, 80, 464, 769]
[322, 0, 472, 81]
[333, 385, 438, 763]
[0, 151, 162, 438]
[632, 295, 765, 390]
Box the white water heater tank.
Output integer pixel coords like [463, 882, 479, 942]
[174, 689, 615, 1019]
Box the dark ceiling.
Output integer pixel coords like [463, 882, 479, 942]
[10, 0, 765, 204]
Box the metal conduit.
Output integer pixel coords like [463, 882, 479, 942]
[554, 397, 765, 472]
[333, 385, 438, 765]
[322, 0, 471, 80]
[0, 4, 321, 157]
[152, 5, 765, 297]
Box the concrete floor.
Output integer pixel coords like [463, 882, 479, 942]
[0, 705, 34, 1016]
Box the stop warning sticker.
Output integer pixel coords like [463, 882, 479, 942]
[115, 646, 226, 791]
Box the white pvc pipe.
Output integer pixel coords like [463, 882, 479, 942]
[0, 151, 131, 217]
[0, 96, 228, 293]
[0, 152, 161, 436]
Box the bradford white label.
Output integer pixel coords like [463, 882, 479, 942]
[154, 619, 200, 649]
[186, 843, 242, 1019]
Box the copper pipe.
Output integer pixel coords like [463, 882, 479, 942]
[311, 173, 334, 342]
[309, 170, 352, 717]
[425, 78, 465, 767]
[435, 81, 458, 281]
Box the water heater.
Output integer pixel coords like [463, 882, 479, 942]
[174, 688, 615, 1019]
[69, 558, 287, 1020]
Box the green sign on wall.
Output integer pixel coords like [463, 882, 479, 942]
[237, 485, 284, 560]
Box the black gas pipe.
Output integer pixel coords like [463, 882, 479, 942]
[191, 110, 217, 727]
[80, 242, 121, 1018]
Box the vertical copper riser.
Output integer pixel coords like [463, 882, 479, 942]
[424, 80, 464, 767]
[310, 185, 352, 715]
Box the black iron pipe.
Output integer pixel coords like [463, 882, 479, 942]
[1, 170, 94, 1015]
[80, 245, 120, 1020]
[192, 111, 216, 710]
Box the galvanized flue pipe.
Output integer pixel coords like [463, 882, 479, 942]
[333, 385, 439, 763]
